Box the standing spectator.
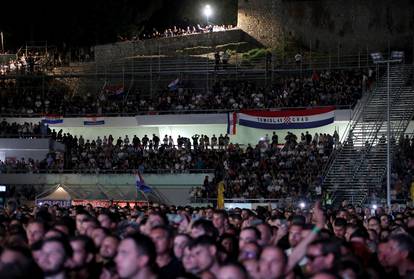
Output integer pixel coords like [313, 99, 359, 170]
[37, 237, 73, 279]
[150, 226, 184, 279]
[214, 51, 221, 71]
[294, 53, 302, 66]
[222, 50, 230, 69]
[189, 236, 221, 278]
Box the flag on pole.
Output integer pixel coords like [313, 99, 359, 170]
[103, 84, 125, 98]
[217, 181, 225, 209]
[135, 172, 152, 193]
[226, 112, 237, 135]
[0, 32, 4, 53]
[168, 78, 180, 91]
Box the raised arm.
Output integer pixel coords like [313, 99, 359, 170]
[286, 201, 325, 273]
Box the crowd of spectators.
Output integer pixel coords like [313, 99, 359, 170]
[0, 54, 34, 75]
[0, 49, 64, 76]
[0, 47, 94, 77]
[198, 131, 338, 201]
[0, 68, 373, 116]
[0, 198, 413, 279]
[0, 131, 231, 174]
[119, 24, 235, 41]
[135, 69, 368, 112]
[0, 77, 69, 115]
[0, 129, 338, 202]
[0, 120, 50, 138]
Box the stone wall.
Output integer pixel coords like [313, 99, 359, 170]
[94, 29, 261, 64]
[238, 0, 414, 53]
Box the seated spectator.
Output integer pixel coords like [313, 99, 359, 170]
[0, 68, 369, 115]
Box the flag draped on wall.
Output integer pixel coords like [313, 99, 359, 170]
[42, 115, 64, 125]
[238, 107, 335, 130]
[83, 116, 105, 126]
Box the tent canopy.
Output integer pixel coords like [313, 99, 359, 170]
[37, 185, 71, 201]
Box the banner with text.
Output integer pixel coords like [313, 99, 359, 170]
[238, 107, 335, 130]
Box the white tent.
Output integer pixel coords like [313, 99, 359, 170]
[36, 184, 72, 207]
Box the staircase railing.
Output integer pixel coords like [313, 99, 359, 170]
[320, 86, 372, 181]
[322, 64, 412, 205]
[345, 72, 408, 202]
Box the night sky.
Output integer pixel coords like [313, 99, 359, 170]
[0, 0, 237, 50]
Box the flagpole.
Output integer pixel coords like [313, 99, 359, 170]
[0, 32, 4, 53]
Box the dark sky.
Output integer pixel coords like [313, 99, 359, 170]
[0, 0, 237, 50]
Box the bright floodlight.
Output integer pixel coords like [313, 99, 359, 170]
[372, 204, 378, 210]
[204, 4, 213, 17]
[299, 202, 306, 209]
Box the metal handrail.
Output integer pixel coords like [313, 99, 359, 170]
[0, 168, 215, 174]
[1, 51, 379, 77]
[322, 65, 405, 203]
[0, 105, 353, 118]
[0, 133, 51, 138]
[189, 197, 291, 203]
[319, 83, 374, 181]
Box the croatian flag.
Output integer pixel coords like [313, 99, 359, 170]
[104, 84, 125, 97]
[83, 116, 105, 126]
[114, 86, 124, 96]
[227, 112, 237, 135]
[135, 172, 152, 193]
[42, 115, 63, 125]
[238, 107, 335, 130]
[168, 78, 180, 91]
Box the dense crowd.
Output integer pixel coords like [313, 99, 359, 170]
[119, 24, 235, 41]
[0, 129, 336, 184]
[201, 132, 337, 201]
[0, 120, 50, 138]
[0, 68, 373, 116]
[0, 199, 413, 279]
[0, 51, 55, 76]
[131, 69, 366, 113]
[0, 131, 231, 174]
[0, 129, 341, 203]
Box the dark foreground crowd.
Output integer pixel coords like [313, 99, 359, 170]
[0, 200, 413, 279]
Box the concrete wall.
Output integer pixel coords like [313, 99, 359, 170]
[94, 29, 260, 63]
[0, 139, 51, 161]
[238, 0, 414, 53]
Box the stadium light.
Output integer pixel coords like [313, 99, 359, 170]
[372, 204, 378, 210]
[370, 51, 404, 208]
[0, 31, 3, 53]
[203, 4, 213, 25]
[299, 202, 306, 209]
